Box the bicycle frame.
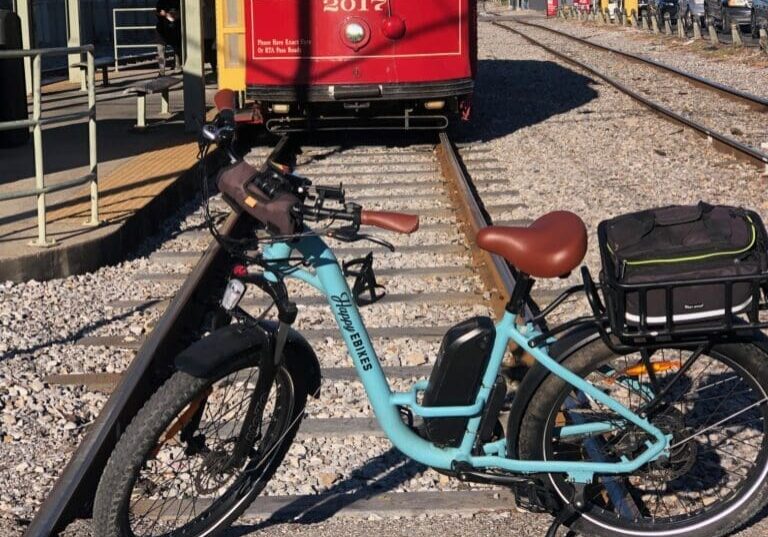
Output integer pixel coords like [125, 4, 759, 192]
[261, 231, 671, 484]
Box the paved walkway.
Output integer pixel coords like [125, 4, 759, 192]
[0, 63, 217, 281]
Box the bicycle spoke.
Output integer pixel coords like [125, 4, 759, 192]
[545, 349, 768, 529]
[126, 367, 289, 536]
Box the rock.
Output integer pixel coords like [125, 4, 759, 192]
[128, 325, 144, 337]
[29, 380, 45, 393]
[402, 352, 428, 366]
[318, 471, 341, 488]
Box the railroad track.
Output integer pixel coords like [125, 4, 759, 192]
[544, 10, 763, 48]
[491, 17, 768, 170]
[30, 132, 557, 533]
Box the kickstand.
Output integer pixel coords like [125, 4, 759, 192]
[545, 507, 579, 537]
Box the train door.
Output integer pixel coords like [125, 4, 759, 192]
[215, 0, 245, 90]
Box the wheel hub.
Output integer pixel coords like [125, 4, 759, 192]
[608, 407, 697, 481]
[639, 408, 697, 480]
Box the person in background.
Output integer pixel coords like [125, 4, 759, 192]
[203, 0, 217, 73]
[156, 0, 183, 65]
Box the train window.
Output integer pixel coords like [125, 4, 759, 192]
[224, 0, 243, 27]
[225, 33, 245, 68]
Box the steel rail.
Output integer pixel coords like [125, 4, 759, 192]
[510, 18, 768, 112]
[23, 136, 295, 537]
[436, 132, 533, 320]
[493, 21, 768, 171]
[29, 132, 530, 535]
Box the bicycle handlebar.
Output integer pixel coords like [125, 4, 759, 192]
[301, 205, 419, 235]
[203, 91, 420, 238]
[212, 89, 237, 136]
[214, 89, 236, 113]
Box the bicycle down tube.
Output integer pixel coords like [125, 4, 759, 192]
[261, 232, 670, 484]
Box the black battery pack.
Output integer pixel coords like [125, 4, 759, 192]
[422, 316, 496, 447]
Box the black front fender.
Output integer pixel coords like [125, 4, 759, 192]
[174, 322, 322, 398]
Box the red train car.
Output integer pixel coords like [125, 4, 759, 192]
[244, 0, 477, 131]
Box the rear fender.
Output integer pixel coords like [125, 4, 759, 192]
[174, 322, 322, 398]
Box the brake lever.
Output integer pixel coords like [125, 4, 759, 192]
[360, 234, 395, 252]
[327, 226, 395, 252]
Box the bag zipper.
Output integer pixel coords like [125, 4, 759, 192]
[611, 215, 756, 276]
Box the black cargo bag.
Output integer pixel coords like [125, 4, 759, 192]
[598, 202, 768, 331]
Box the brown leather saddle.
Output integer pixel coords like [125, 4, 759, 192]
[476, 211, 588, 278]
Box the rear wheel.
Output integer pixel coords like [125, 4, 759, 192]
[93, 354, 308, 537]
[518, 340, 768, 537]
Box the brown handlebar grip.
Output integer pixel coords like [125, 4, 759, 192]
[214, 89, 236, 112]
[360, 211, 420, 234]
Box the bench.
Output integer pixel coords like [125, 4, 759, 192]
[123, 76, 182, 129]
[70, 57, 114, 90]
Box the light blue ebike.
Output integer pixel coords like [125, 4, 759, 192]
[93, 102, 768, 537]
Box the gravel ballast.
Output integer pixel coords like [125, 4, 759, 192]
[3, 12, 768, 537]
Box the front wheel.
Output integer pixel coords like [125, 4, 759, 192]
[93, 354, 308, 537]
[518, 339, 768, 537]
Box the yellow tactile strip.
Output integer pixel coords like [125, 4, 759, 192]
[47, 140, 200, 225]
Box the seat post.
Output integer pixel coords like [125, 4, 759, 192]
[506, 273, 534, 316]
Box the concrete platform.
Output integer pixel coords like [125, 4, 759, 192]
[0, 65, 216, 282]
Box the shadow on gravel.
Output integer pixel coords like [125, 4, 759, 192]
[0, 196, 220, 362]
[224, 447, 428, 535]
[451, 59, 600, 143]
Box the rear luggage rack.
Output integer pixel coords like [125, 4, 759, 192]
[526, 267, 768, 354]
[597, 269, 768, 347]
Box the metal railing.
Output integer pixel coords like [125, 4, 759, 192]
[0, 45, 99, 248]
[112, 7, 158, 72]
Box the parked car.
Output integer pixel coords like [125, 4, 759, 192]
[681, 0, 707, 25]
[649, 0, 680, 20]
[704, 0, 753, 29]
[752, 0, 768, 36]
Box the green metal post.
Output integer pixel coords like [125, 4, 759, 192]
[183, 0, 206, 132]
[30, 55, 54, 247]
[15, 0, 32, 94]
[66, 0, 82, 84]
[85, 49, 99, 227]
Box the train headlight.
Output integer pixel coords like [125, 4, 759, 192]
[340, 18, 371, 51]
[345, 22, 366, 44]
